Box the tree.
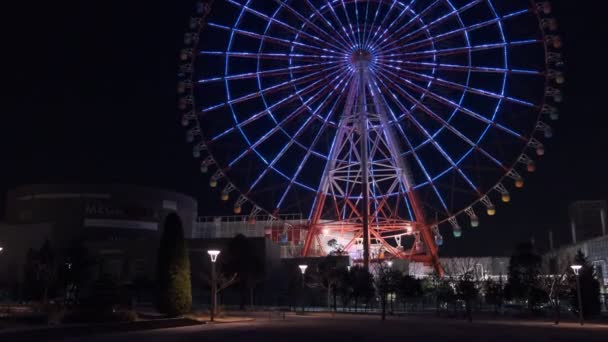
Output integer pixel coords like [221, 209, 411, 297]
[456, 272, 479, 322]
[375, 265, 401, 320]
[539, 256, 570, 324]
[224, 234, 264, 310]
[156, 213, 192, 317]
[61, 241, 97, 308]
[336, 268, 353, 311]
[350, 266, 374, 312]
[483, 277, 504, 315]
[432, 276, 456, 316]
[398, 275, 423, 312]
[506, 242, 545, 313]
[317, 256, 343, 311]
[38, 239, 56, 304]
[568, 250, 601, 319]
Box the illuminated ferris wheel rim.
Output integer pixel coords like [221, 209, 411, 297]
[180, 0, 563, 232]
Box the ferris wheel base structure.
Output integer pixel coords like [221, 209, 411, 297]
[302, 52, 443, 275]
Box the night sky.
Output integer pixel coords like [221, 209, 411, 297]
[1, 0, 606, 256]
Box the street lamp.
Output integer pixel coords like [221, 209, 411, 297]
[387, 260, 393, 268]
[208, 250, 220, 322]
[570, 264, 584, 326]
[298, 264, 308, 312]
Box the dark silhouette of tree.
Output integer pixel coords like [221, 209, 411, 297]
[398, 274, 423, 312]
[317, 256, 344, 311]
[156, 213, 192, 317]
[540, 256, 570, 324]
[568, 250, 601, 319]
[434, 276, 456, 316]
[456, 272, 479, 322]
[483, 277, 504, 315]
[506, 242, 545, 313]
[350, 266, 374, 312]
[224, 234, 264, 310]
[38, 239, 56, 304]
[59, 240, 98, 307]
[336, 268, 353, 311]
[375, 265, 401, 320]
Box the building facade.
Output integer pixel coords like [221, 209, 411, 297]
[0, 184, 198, 287]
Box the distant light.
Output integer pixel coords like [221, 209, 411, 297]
[570, 264, 582, 275]
[387, 260, 393, 268]
[0, 247, 3, 252]
[298, 264, 308, 275]
[208, 250, 221, 263]
[322, 228, 329, 236]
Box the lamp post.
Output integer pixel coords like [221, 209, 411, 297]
[208, 250, 220, 322]
[570, 264, 583, 326]
[298, 264, 308, 312]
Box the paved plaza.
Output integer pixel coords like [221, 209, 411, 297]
[49, 313, 608, 342]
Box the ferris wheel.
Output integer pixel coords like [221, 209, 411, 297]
[178, 0, 564, 273]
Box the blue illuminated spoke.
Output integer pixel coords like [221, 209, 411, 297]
[200, 50, 344, 61]
[377, 65, 528, 139]
[373, 0, 483, 51]
[211, 64, 347, 140]
[366, 0, 416, 48]
[274, 77, 354, 209]
[370, 78, 480, 196]
[207, 23, 342, 55]
[198, 61, 340, 84]
[272, 0, 351, 52]
[388, 40, 540, 61]
[374, 60, 541, 76]
[323, 0, 358, 47]
[303, 0, 353, 49]
[249, 74, 354, 199]
[374, 71, 507, 170]
[377, 61, 538, 108]
[227, 67, 351, 167]
[226, 0, 347, 53]
[381, 9, 531, 54]
[339, 0, 359, 47]
[202, 63, 343, 115]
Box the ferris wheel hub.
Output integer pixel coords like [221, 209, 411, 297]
[351, 49, 373, 68]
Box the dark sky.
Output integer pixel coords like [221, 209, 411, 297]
[1, 0, 606, 256]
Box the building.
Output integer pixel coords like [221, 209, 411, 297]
[569, 200, 607, 243]
[0, 184, 198, 287]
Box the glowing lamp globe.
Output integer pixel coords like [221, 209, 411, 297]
[452, 229, 462, 238]
[555, 74, 565, 85]
[233, 206, 242, 214]
[207, 250, 220, 263]
[550, 111, 559, 121]
[470, 217, 480, 228]
[248, 217, 256, 225]
[515, 179, 525, 188]
[220, 192, 229, 201]
[209, 179, 218, 188]
[527, 162, 536, 173]
[200, 164, 209, 174]
[487, 207, 496, 216]
[501, 193, 511, 203]
[298, 264, 308, 275]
